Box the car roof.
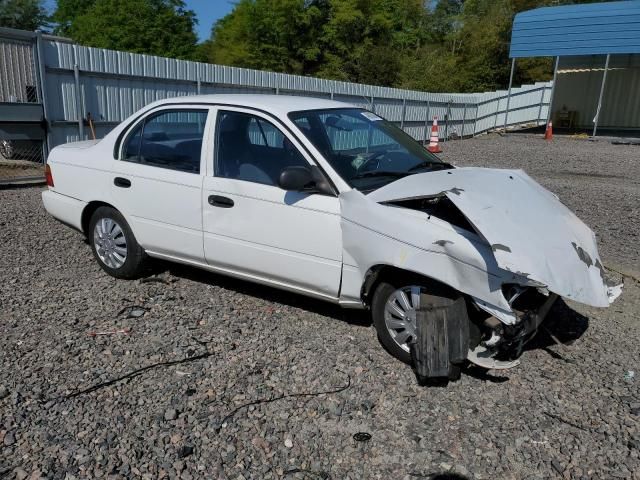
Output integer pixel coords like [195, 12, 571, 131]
[151, 94, 356, 116]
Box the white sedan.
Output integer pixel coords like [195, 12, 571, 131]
[42, 94, 620, 378]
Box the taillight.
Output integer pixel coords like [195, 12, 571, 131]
[45, 164, 54, 187]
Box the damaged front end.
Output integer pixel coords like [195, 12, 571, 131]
[468, 286, 558, 369]
[340, 167, 622, 371]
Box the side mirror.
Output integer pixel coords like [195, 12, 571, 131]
[279, 166, 314, 191]
[278, 166, 334, 195]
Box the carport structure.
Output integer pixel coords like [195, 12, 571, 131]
[506, 0, 640, 136]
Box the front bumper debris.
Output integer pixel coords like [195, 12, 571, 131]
[468, 292, 559, 370]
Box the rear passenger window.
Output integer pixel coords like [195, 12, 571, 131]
[122, 109, 208, 174]
[215, 111, 308, 186]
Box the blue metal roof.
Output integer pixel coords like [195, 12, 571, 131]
[510, 1, 640, 58]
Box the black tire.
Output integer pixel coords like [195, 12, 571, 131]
[372, 280, 414, 365]
[88, 206, 148, 279]
[372, 278, 467, 380]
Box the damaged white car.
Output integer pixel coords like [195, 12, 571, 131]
[42, 95, 621, 379]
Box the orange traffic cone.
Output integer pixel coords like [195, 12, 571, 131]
[427, 116, 442, 153]
[544, 121, 553, 141]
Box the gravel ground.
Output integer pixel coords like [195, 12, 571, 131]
[1, 134, 639, 479]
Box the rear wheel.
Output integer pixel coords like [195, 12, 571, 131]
[89, 207, 147, 279]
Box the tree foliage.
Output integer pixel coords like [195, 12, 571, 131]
[202, 0, 604, 92]
[0, 0, 47, 30]
[52, 0, 200, 60]
[36, 0, 609, 93]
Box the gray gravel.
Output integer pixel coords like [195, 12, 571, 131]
[1, 134, 639, 479]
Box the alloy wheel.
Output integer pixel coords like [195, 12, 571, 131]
[383, 285, 423, 352]
[93, 217, 128, 269]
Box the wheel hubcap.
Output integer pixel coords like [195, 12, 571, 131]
[94, 217, 127, 269]
[384, 285, 423, 352]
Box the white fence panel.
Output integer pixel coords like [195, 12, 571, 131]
[0, 29, 553, 154]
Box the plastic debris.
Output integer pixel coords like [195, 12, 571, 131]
[624, 371, 635, 382]
[353, 432, 372, 442]
[88, 328, 130, 337]
[117, 305, 149, 318]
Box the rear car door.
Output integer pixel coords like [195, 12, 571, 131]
[201, 107, 342, 299]
[112, 107, 212, 262]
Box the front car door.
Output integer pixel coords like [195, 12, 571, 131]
[201, 107, 342, 300]
[112, 106, 213, 262]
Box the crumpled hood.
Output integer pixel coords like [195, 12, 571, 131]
[368, 167, 615, 307]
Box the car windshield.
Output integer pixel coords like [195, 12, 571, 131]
[288, 108, 449, 191]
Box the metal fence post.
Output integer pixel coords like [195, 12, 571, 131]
[371, 95, 375, 113]
[34, 31, 51, 158]
[503, 58, 516, 131]
[461, 103, 467, 138]
[73, 63, 84, 140]
[400, 98, 407, 129]
[444, 100, 451, 141]
[537, 86, 545, 124]
[473, 103, 479, 136]
[593, 53, 610, 137]
[545, 56, 560, 128]
[423, 100, 431, 144]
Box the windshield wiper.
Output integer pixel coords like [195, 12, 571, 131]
[351, 170, 409, 180]
[408, 161, 450, 172]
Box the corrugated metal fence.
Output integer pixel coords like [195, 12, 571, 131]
[1, 28, 552, 156]
[0, 36, 39, 103]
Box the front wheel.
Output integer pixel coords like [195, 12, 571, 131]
[372, 279, 467, 381]
[89, 207, 147, 279]
[372, 280, 425, 365]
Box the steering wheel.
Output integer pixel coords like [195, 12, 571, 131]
[356, 151, 386, 172]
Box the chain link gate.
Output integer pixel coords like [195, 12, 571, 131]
[0, 30, 46, 184]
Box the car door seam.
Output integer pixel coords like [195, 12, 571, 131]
[203, 229, 341, 263]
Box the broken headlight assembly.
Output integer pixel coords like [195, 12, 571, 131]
[468, 284, 558, 369]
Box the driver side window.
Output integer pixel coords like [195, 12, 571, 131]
[215, 111, 309, 187]
[319, 112, 393, 152]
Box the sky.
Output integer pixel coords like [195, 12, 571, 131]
[185, 0, 237, 40]
[43, 0, 237, 42]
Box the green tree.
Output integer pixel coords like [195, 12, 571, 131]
[51, 0, 95, 36]
[400, 0, 556, 93]
[201, 0, 602, 92]
[52, 0, 199, 60]
[0, 0, 47, 30]
[202, 0, 329, 75]
[203, 0, 431, 87]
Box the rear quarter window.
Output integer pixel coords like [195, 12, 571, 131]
[121, 109, 208, 174]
